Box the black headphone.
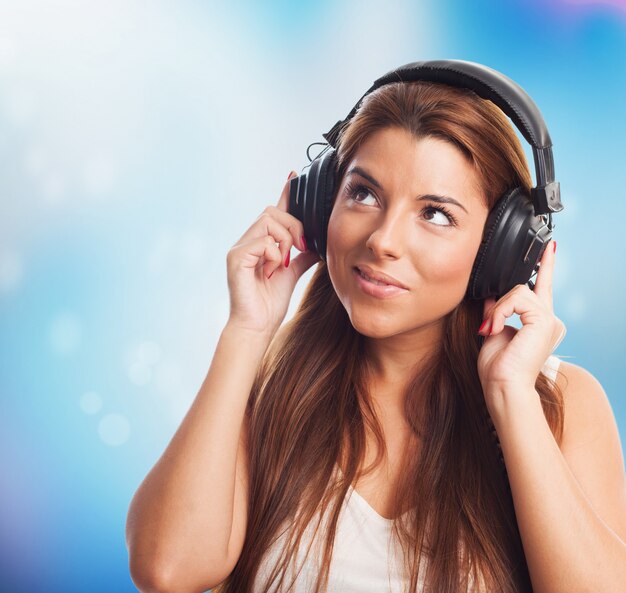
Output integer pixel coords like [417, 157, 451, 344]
[288, 59, 564, 300]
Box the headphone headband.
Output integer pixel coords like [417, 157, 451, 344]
[290, 59, 565, 299]
[322, 59, 563, 216]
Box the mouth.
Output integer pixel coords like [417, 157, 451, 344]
[353, 265, 409, 290]
[354, 267, 391, 286]
[352, 266, 410, 299]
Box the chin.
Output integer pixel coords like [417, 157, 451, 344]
[346, 309, 402, 339]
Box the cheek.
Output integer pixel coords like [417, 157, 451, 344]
[326, 213, 351, 285]
[326, 210, 373, 309]
[421, 234, 482, 286]
[326, 209, 354, 260]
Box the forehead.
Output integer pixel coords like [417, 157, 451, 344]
[343, 128, 487, 209]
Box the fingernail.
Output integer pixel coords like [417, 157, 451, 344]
[288, 170, 297, 180]
[478, 320, 489, 334]
[301, 235, 307, 251]
[553, 240, 557, 254]
[284, 251, 290, 267]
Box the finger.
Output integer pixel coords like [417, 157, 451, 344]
[277, 170, 298, 212]
[261, 205, 306, 252]
[259, 236, 284, 279]
[229, 233, 284, 278]
[532, 239, 556, 307]
[484, 287, 541, 335]
[254, 214, 296, 273]
[483, 296, 497, 317]
[479, 297, 497, 334]
[237, 204, 305, 258]
[287, 249, 322, 279]
[263, 242, 283, 278]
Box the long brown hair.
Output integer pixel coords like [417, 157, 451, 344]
[215, 81, 564, 592]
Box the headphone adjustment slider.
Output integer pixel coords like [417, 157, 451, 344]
[531, 181, 563, 215]
[322, 120, 346, 148]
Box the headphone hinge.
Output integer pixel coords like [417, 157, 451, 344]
[531, 180, 563, 215]
[322, 120, 346, 148]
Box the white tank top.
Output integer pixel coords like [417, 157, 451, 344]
[252, 355, 562, 593]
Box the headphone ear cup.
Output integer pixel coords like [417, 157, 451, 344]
[468, 187, 552, 300]
[318, 149, 339, 261]
[289, 148, 339, 261]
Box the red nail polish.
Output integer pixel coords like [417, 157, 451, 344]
[284, 251, 290, 267]
[301, 235, 307, 251]
[553, 240, 557, 254]
[478, 320, 489, 334]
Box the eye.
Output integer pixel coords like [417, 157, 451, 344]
[344, 181, 377, 206]
[422, 205, 457, 227]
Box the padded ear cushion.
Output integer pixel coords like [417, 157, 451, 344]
[288, 148, 339, 260]
[302, 155, 323, 256]
[469, 188, 518, 299]
[318, 149, 337, 261]
[468, 187, 544, 300]
[311, 148, 338, 261]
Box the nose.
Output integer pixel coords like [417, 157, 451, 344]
[365, 210, 407, 259]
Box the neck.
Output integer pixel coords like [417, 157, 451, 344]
[363, 318, 444, 409]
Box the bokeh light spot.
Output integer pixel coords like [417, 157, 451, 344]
[48, 312, 82, 356]
[98, 413, 131, 447]
[79, 391, 103, 415]
[129, 361, 152, 386]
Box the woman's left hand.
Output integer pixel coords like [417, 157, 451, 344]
[477, 239, 566, 411]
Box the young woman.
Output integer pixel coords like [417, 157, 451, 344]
[126, 67, 626, 593]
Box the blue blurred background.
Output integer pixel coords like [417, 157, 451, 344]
[1, 1, 624, 591]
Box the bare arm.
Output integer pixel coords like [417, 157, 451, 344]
[477, 243, 626, 592]
[492, 362, 626, 593]
[125, 323, 270, 593]
[125, 172, 319, 593]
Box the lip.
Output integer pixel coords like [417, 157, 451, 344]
[354, 264, 409, 289]
[353, 266, 410, 299]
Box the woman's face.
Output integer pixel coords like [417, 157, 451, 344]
[326, 127, 490, 340]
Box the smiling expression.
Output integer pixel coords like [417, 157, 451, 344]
[326, 127, 490, 340]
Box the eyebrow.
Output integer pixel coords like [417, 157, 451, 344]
[346, 165, 469, 213]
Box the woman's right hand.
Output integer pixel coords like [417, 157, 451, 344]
[226, 171, 321, 339]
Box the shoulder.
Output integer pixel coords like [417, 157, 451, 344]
[554, 359, 619, 449]
[553, 359, 626, 543]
